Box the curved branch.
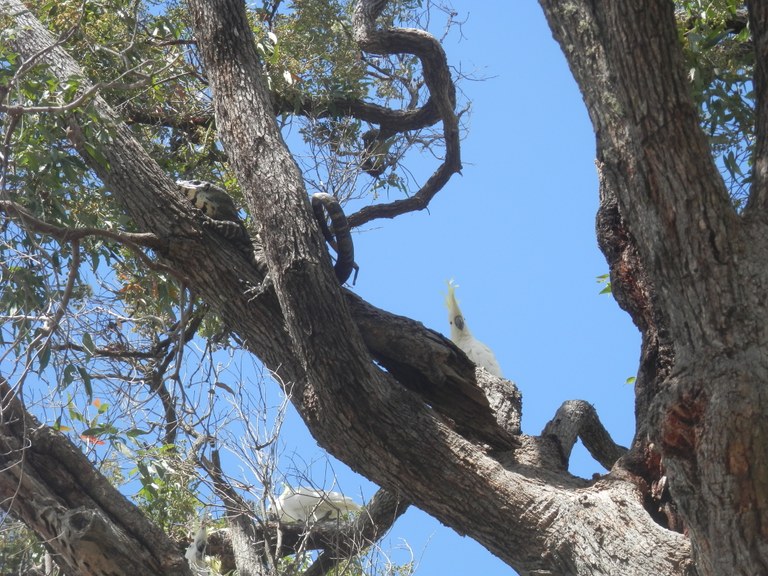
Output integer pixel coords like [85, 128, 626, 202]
[542, 400, 628, 471]
[271, 91, 441, 133]
[303, 488, 410, 576]
[347, 0, 461, 228]
[123, 86, 441, 136]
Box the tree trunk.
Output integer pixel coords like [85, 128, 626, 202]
[539, 1, 768, 574]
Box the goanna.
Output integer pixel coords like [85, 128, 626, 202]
[176, 179, 252, 247]
[177, 179, 357, 285]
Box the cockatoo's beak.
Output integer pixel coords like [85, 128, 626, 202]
[454, 315, 465, 330]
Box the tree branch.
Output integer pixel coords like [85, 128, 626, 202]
[272, 91, 440, 133]
[539, 0, 738, 353]
[0, 379, 191, 575]
[347, 0, 461, 228]
[303, 489, 409, 576]
[2, 3, 698, 573]
[0, 199, 164, 248]
[542, 400, 628, 471]
[0, 199, 177, 281]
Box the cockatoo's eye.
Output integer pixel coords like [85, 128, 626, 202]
[454, 315, 464, 330]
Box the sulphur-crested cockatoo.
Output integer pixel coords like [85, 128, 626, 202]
[271, 486, 361, 523]
[184, 523, 209, 573]
[445, 280, 503, 377]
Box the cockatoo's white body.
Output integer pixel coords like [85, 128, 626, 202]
[445, 281, 503, 377]
[184, 524, 209, 573]
[271, 486, 361, 523]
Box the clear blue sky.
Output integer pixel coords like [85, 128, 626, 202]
[277, 2, 640, 575]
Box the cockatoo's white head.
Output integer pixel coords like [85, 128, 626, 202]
[446, 280, 469, 339]
[444, 279, 504, 377]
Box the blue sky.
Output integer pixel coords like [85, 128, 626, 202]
[276, 2, 641, 575]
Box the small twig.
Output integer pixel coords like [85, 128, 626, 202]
[0, 199, 184, 281]
[16, 237, 81, 395]
[0, 199, 161, 246]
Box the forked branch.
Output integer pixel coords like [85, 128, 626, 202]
[543, 400, 627, 470]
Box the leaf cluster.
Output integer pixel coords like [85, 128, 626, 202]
[676, 0, 754, 204]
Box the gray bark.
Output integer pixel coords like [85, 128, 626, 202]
[539, 1, 768, 574]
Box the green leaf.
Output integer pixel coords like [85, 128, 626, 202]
[37, 342, 51, 371]
[82, 332, 96, 357]
[62, 363, 77, 388]
[77, 366, 93, 399]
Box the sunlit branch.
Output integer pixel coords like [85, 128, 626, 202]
[542, 400, 628, 470]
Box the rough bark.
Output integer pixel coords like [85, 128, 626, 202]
[6, 0, 762, 574]
[539, 1, 768, 574]
[543, 400, 627, 471]
[0, 380, 191, 576]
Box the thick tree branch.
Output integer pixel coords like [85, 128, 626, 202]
[594, 179, 685, 530]
[123, 86, 441, 136]
[122, 106, 213, 132]
[272, 91, 440, 133]
[183, 1, 694, 574]
[0, 379, 190, 575]
[539, 0, 738, 355]
[540, 2, 768, 574]
[2, 2, 698, 574]
[542, 400, 628, 471]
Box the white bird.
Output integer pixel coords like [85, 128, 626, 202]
[184, 523, 209, 574]
[270, 486, 361, 523]
[445, 280, 503, 377]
